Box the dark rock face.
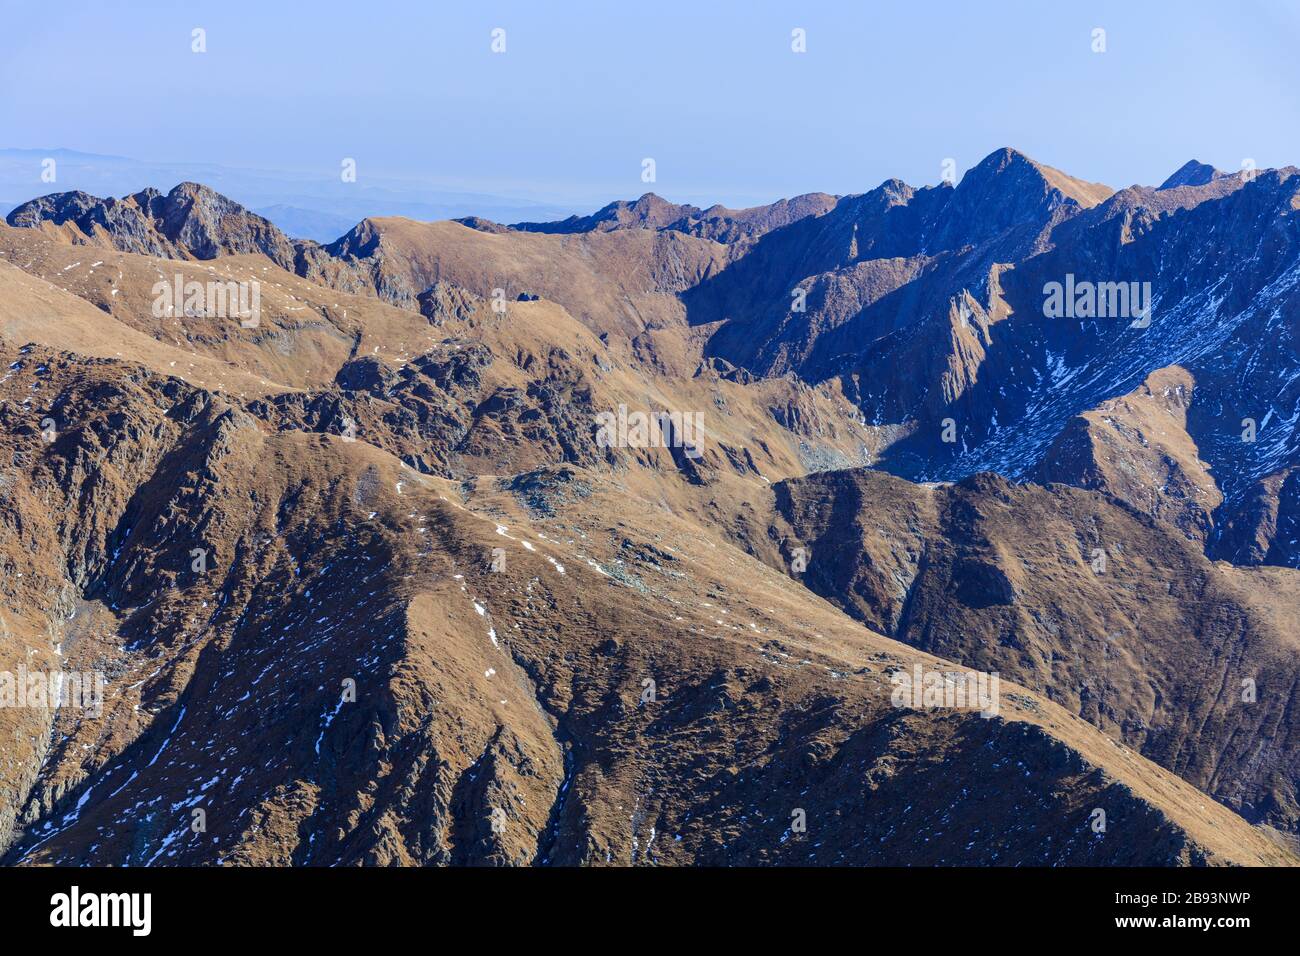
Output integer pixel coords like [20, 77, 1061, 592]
[6, 190, 104, 228]
[1160, 160, 1224, 190]
[148, 182, 298, 267]
[452, 216, 511, 234]
[1213, 467, 1300, 567]
[7, 182, 300, 268]
[302, 218, 421, 307]
[8, 188, 174, 257]
[678, 149, 1107, 384]
[248, 334, 611, 480]
[418, 281, 482, 325]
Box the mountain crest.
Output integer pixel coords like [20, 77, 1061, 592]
[5, 181, 298, 268]
[1159, 159, 1225, 189]
[960, 147, 1114, 208]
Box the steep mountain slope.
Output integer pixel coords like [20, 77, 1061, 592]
[1160, 160, 1225, 190]
[1034, 365, 1222, 541]
[890, 167, 1300, 496]
[649, 153, 1300, 549]
[0, 257, 279, 396]
[0, 346, 1291, 866]
[680, 148, 1112, 379]
[754, 468, 1300, 835]
[1213, 466, 1300, 567]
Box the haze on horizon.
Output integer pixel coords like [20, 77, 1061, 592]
[4, 0, 1300, 210]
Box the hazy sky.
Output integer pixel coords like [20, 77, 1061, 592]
[4, 0, 1299, 208]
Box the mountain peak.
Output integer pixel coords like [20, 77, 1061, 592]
[982, 145, 1035, 169]
[1159, 159, 1224, 190]
[5, 181, 298, 267]
[511, 193, 702, 234]
[962, 147, 1114, 208]
[5, 190, 102, 228]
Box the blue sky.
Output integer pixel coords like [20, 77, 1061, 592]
[4, 0, 1299, 209]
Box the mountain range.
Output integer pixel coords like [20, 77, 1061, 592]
[1, 146, 1298, 866]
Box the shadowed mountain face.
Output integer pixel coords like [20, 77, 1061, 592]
[3, 147, 1300, 867]
[1160, 160, 1225, 190]
[752, 468, 1300, 834]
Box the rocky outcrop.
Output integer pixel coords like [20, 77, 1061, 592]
[7, 183, 300, 269]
